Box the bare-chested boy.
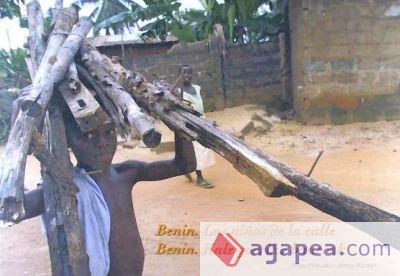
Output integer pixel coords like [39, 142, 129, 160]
[17, 100, 196, 275]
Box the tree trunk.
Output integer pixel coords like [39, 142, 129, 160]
[78, 46, 400, 222]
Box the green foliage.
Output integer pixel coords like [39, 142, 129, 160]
[85, 0, 287, 43]
[0, 0, 24, 19]
[91, 0, 195, 41]
[192, 0, 287, 43]
[0, 48, 30, 89]
[93, 0, 134, 35]
[135, 0, 183, 41]
[94, 11, 131, 34]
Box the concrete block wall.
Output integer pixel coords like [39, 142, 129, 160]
[122, 39, 283, 112]
[223, 39, 283, 108]
[289, 0, 400, 124]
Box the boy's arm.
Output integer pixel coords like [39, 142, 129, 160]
[0, 188, 44, 223]
[120, 132, 196, 184]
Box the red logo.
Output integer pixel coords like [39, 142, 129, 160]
[211, 233, 245, 267]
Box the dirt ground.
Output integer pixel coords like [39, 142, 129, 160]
[1, 104, 400, 276]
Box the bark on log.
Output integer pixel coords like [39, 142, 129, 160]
[0, 8, 80, 221]
[79, 42, 161, 147]
[78, 47, 400, 222]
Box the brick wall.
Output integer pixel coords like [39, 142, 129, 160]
[121, 39, 284, 112]
[289, 0, 400, 124]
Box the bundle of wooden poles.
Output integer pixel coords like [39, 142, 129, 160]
[0, 1, 399, 274]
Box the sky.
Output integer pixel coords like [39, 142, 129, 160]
[0, 0, 207, 50]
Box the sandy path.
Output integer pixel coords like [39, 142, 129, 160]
[1, 105, 400, 276]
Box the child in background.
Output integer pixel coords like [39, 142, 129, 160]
[175, 64, 216, 189]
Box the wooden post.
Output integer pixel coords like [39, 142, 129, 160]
[24, 3, 90, 274]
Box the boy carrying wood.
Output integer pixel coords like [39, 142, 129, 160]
[13, 94, 196, 275]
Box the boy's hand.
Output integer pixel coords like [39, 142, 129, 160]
[171, 71, 183, 96]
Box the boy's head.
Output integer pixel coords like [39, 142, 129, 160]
[63, 108, 117, 172]
[179, 64, 193, 86]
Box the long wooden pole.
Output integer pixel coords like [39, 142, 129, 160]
[26, 1, 70, 274]
[79, 45, 400, 222]
[25, 2, 89, 274]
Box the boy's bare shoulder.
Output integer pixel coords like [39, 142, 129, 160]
[112, 160, 147, 184]
[114, 160, 146, 171]
[114, 160, 146, 174]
